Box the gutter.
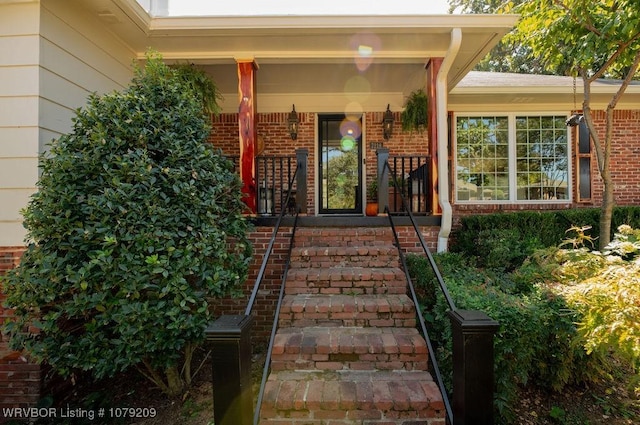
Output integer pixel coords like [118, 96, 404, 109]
[436, 28, 462, 253]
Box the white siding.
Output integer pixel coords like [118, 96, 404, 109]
[0, 0, 136, 246]
[0, 2, 40, 247]
[0, 128, 40, 158]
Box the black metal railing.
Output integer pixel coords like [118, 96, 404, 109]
[230, 151, 308, 216]
[387, 154, 432, 215]
[255, 155, 298, 216]
[384, 161, 454, 423]
[248, 176, 301, 425]
[383, 158, 499, 425]
[375, 149, 432, 215]
[207, 162, 302, 425]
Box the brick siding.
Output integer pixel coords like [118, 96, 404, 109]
[0, 247, 42, 413]
[587, 110, 640, 206]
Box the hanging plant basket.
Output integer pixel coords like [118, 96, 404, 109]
[401, 88, 428, 133]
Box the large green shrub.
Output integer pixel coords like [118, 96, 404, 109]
[450, 207, 640, 271]
[407, 252, 605, 424]
[1, 53, 251, 396]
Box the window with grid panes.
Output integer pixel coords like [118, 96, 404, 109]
[455, 115, 569, 202]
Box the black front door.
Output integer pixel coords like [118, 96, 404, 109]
[318, 114, 363, 214]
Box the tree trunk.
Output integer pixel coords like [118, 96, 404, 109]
[598, 105, 616, 251]
[164, 365, 185, 397]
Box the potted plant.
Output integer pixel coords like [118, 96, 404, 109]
[366, 178, 379, 216]
[401, 88, 428, 134]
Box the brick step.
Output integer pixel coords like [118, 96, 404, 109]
[289, 245, 400, 269]
[271, 327, 428, 372]
[279, 294, 416, 328]
[260, 370, 445, 425]
[293, 227, 396, 247]
[285, 266, 407, 295]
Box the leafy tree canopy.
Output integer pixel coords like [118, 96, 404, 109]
[449, 0, 552, 74]
[505, 0, 640, 249]
[450, 0, 640, 78]
[507, 0, 640, 79]
[2, 51, 252, 396]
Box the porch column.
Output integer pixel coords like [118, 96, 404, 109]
[426, 58, 443, 215]
[237, 60, 258, 213]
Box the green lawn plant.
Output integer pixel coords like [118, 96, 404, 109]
[409, 220, 640, 423]
[1, 52, 252, 397]
[407, 253, 598, 424]
[553, 225, 640, 372]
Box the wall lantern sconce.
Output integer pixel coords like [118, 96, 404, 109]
[288, 104, 299, 140]
[565, 114, 584, 127]
[382, 104, 394, 140]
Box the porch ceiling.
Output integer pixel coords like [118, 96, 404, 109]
[80, 0, 518, 96]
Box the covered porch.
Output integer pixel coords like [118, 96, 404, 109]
[90, 3, 518, 247]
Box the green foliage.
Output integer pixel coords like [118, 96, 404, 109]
[549, 405, 566, 423]
[450, 0, 553, 74]
[451, 207, 640, 269]
[172, 62, 223, 116]
[508, 0, 640, 79]
[408, 251, 607, 424]
[507, 0, 640, 249]
[367, 178, 378, 201]
[474, 228, 541, 272]
[401, 89, 428, 133]
[412, 220, 640, 423]
[605, 224, 640, 260]
[553, 225, 640, 370]
[326, 148, 359, 209]
[1, 52, 252, 396]
[560, 225, 598, 249]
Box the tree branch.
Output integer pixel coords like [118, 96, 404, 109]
[137, 359, 170, 395]
[550, 0, 640, 82]
[607, 50, 640, 111]
[589, 33, 640, 82]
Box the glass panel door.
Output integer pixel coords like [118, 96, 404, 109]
[318, 114, 362, 214]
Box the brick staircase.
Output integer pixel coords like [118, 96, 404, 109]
[260, 227, 445, 425]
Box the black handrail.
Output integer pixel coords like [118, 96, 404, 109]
[245, 165, 299, 316]
[242, 164, 301, 425]
[252, 209, 299, 425]
[384, 161, 455, 424]
[387, 154, 431, 215]
[386, 162, 456, 311]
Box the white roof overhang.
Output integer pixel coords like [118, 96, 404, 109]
[450, 72, 640, 111]
[79, 0, 518, 101]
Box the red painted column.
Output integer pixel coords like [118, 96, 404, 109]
[237, 61, 257, 213]
[425, 58, 443, 215]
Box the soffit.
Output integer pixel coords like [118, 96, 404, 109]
[77, 0, 518, 92]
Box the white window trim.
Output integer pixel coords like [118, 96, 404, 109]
[453, 112, 573, 205]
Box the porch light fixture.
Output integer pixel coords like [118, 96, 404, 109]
[382, 104, 394, 140]
[288, 104, 299, 140]
[566, 114, 584, 127]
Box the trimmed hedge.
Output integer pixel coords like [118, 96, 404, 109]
[450, 207, 640, 271]
[407, 253, 606, 424]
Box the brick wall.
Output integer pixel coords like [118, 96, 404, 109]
[210, 112, 317, 214]
[587, 110, 640, 206]
[0, 247, 42, 412]
[210, 111, 429, 215]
